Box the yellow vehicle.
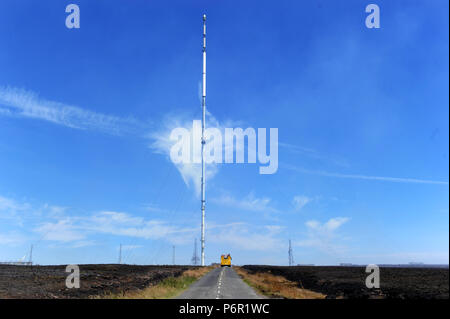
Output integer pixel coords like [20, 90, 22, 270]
[221, 254, 232, 267]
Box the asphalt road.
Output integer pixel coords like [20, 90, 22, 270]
[177, 267, 263, 299]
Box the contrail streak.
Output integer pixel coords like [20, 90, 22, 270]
[284, 164, 449, 185]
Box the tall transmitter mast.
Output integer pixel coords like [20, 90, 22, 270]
[200, 14, 207, 266]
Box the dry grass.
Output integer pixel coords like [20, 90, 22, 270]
[98, 266, 214, 299]
[181, 266, 214, 279]
[235, 267, 325, 299]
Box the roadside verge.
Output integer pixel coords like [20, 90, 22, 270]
[98, 266, 214, 299]
[235, 267, 325, 299]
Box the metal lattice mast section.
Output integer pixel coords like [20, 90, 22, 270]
[288, 240, 294, 266]
[201, 14, 207, 266]
[191, 238, 199, 265]
[118, 244, 122, 264]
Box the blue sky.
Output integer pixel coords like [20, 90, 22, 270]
[0, 0, 448, 266]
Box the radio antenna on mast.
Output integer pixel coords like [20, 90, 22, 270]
[201, 13, 207, 266]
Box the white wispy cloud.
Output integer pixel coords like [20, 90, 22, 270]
[141, 204, 165, 213]
[0, 231, 27, 246]
[1, 194, 198, 246]
[296, 217, 350, 254]
[0, 195, 31, 218]
[121, 244, 143, 250]
[211, 192, 278, 213]
[71, 240, 97, 248]
[149, 112, 225, 196]
[0, 195, 71, 228]
[0, 107, 11, 115]
[34, 210, 197, 245]
[285, 164, 449, 185]
[0, 86, 143, 135]
[2, 194, 288, 254]
[35, 218, 86, 242]
[207, 223, 284, 251]
[292, 195, 312, 211]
